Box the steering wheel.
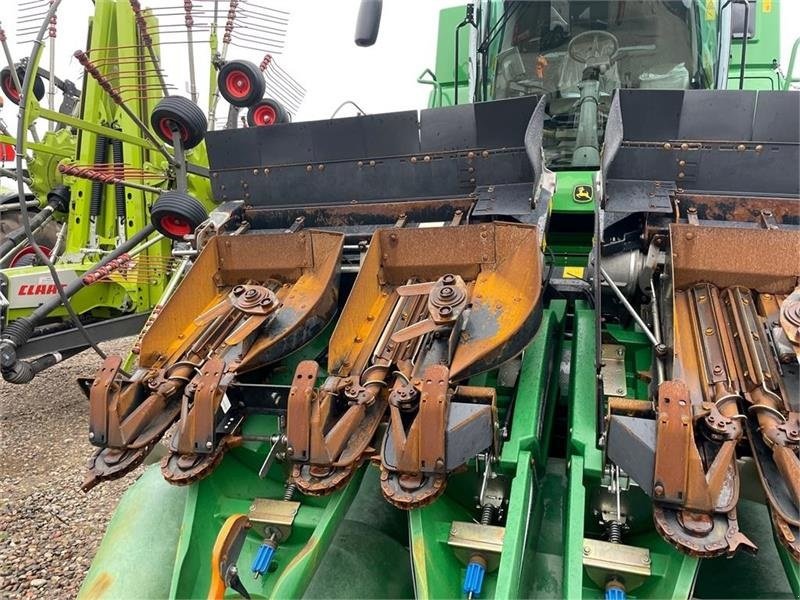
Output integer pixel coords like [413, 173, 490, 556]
[567, 30, 619, 68]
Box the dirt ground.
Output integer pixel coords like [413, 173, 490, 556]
[0, 339, 139, 599]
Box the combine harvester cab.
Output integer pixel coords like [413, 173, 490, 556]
[80, 96, 561, 599]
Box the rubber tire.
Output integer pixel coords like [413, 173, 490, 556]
[150, 191, 208, 241]
[246, 98, 290, 127]
[0, 66, 45, 105]
[150, 96, 207, 150]
[0, 193, 59, 248]
[218, 60, 265, 108]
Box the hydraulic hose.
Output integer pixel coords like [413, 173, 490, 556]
[0, 224, 155, 384]
[0, 197, 58, 263]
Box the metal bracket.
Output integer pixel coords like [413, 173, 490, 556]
[195, 200, 245, 250]
[759, 209, 779, 230]
[582, 538, 651, 592]
[600, 344, 627, 398]
[447, 521, 505, 572]
[258, 434, 288, 478]
[248, 498, 300, 542]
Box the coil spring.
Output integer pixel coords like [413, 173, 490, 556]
[90, 135, 109, 218]
[111, 138, 126, 219]
[607, 521, 623, 544]
[480, 504, 494, 526]
[283, 482, 297, 501]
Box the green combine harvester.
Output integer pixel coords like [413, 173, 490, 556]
[2, 0, 798, 599]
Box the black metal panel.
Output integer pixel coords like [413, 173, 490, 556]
[256, 123, 315, 165]
[605, 179, 674, 214]
[609, 145, 800, 196]
[204, 127, 273, 169]
[677, 90, 756, 141]
[419, 103, 476, 152]
[207, 111, 422, 170]
[308, 110, 420, 161]
[417, 96, 539, 153]
[753, 91, 800, 142]
[472, 182, 542, 224]
[18, 312, 149, 360]
[213, 148, 533, 208]
[606, 90, 800, 197]
[525, 95, 548, 185]
[474, 95, 540, 149]
[208, 99, 539, 208]
[617, 89, 684, 141]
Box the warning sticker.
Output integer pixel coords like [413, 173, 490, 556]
[563, 266, 586, 280]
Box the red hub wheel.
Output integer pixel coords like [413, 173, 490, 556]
[10, 245, 51, 267]
[158, 118, 188, 143]
[159, 214, 192, 237]
[2, 74, 20, 103]
[224, 70, 253, 101]
[252, 104, 277, 126]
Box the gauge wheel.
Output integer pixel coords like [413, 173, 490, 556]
[150, 191, 208, 240]
[150, 96, 208, 150]
[1, 66, 45, 105]
[218, 60, 266, 108]
[247, 99, 290, 126]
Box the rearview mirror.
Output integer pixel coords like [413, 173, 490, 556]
[355, 0, 383, 47]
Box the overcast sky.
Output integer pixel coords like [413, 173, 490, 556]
[0, 0, 798, 129]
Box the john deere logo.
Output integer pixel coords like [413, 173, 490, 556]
[573, 185, 593, 203]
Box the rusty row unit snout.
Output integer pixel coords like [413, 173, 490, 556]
[82, 221, 543, 513]
[83, 230, 343, 489]
[285, 223, 541, 508]
[610, 224, 800, 561]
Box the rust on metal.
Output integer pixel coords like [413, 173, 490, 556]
[676, 192, 800, 226]
[653, 380, 713, 511]
[85, 230, 344, 488]
[287, 222, 542, 507]
[669, 224, 799, 293]
[663, 225, 800, 559]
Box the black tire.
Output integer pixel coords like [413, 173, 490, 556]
[0, 194, 59, 248]
[218, 60, 265, 108]
[150, 96, 207, 150]
[0, 66, 45, 105]
[150, 191, 208, 240]
[247, 98, 290, 127]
